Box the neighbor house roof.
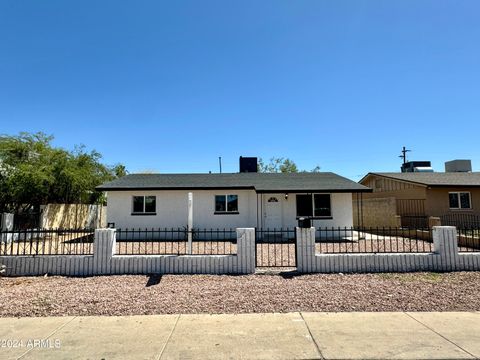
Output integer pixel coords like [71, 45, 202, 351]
[362, 172, 480, 187]
[97, 172, 371, 193]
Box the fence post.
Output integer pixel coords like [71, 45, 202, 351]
[236, 228, 255, 274]
[394, 215, 402, 228]
[429, 217, 441, 228]
[432, 226, 458, 271]
[296, 227, 315, 273]
[94, 228, 116, 275]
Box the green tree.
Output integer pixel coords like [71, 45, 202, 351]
[0, 132, 126, 213]
[257, 157, 298, 173]
[112, 164, 128, 178]
[257, 157, 319, 173]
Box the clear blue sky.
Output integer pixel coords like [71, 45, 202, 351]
[1, 1, 479, 180]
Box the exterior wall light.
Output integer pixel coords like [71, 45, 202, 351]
[285, 193, 289, 200]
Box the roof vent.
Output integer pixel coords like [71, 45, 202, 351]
[445, 159, 472, 173]
[239, 156, 258, 173]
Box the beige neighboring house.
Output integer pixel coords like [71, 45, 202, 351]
[359, 171, 480, 228]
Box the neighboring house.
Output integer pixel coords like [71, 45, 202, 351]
[97, 166, 370, 230]
[359, 169, 480, 227]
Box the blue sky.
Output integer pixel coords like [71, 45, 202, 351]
[1, 0, 479, 180]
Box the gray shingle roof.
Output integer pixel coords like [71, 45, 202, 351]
[97, 172, 371, 193]
[368, 172, 480, 187]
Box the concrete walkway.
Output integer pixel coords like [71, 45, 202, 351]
[0, 312, 479, 360]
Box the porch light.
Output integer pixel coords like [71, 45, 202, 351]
[284, 193, 289, 200]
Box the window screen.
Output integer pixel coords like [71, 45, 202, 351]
[215, 195, 226, 212]
[460, 192, 471, 209]
[314, 194, 331, 217]
[227, 195, 238, 212]
[145, 196, 156, 213]
[296, 194, 313, 216]
[133, 196, 144, 213]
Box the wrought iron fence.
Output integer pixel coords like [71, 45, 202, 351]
[400, 215, 429, 229]
[457, 228, 480, 252]
[0, 228, 94, 256]
[115, 228, 237, 255]
[315, 227, 434, 254]
[255, 228, 296, 268]
[441, 213, 480, 229]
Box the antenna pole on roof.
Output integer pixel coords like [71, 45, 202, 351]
[219, 157, 222, 173]
[399, 146, 411, 164]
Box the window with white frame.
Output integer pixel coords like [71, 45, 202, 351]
[296, 194, 332, 217]
[132, 195, 156, 214]
[215, 195, 238, 213]
[449, 192, 471, 209]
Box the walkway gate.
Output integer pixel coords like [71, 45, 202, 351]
[255, 228, 297, 268]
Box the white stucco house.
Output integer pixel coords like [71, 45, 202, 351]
[97, 164, 370, 230]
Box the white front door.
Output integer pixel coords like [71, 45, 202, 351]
[264, 196, 282, 229]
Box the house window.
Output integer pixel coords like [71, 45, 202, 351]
[314, 194, 331, 217]
[296, 194, 332, 217]
[215, 195, 238, 214]
[132, 196, 156, 214]
[296, 195, 313, 217]
[449, 192, 471, 209]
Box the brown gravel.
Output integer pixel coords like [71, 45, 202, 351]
[0, 272, 479, 317]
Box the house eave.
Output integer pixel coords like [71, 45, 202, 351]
[97, 186, 372, 193]
[360, 173, 428, 188]
[426, 184, 480, 188]
[360, 173, 480, 188]
[96, 186, 256, 191]
[255, 189, 372, 193]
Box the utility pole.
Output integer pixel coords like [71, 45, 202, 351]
[219, 157, 222, 173]
[399, 146, 411, 164]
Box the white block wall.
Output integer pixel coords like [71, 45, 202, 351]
[2, 226, 479, 276]
[296, 226, 480, 273]
[0, 228, 256, 276]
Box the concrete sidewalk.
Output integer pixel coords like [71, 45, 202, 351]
[0, 312, 479, 360]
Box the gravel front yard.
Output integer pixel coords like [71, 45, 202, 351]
[1, 272, 479, 317]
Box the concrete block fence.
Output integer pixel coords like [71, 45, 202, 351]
[1, 226, 479, 276]
[296, 226, 480, 273]
[0, 228, 256, 277]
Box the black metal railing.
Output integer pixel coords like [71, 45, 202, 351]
[12, 212, 41, 230]
[115, 228, 237, 255]
[255, 228, 296, 267]
[457, 228, 480, 252]
[401, 215, 429, 229]
[0, 228, 94, 256]
[441, 213, 480, 229]
[315, 227, 434, 254]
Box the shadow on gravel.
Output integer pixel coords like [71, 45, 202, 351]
[279, 271, 303, 279]
[146, 275, 162, 287]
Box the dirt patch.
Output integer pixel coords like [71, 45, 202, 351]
[0, 272, 479, 317]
